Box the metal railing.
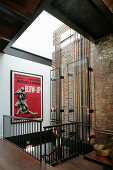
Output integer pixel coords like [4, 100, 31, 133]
[3, 115, 91, 166]
[3, 115, 42, 161]
[43, 122, 90, 166]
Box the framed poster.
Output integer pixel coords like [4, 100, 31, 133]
[11, 70, 43, 122]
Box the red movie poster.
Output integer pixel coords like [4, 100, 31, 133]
[11, 71, 43, 121]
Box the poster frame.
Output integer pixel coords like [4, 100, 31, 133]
[10, 70, 43, 123]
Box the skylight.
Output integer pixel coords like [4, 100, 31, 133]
[12, 11, 63, 60]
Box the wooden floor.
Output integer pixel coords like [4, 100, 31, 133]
[84, 151, 112, 168]
[0, 139, 55, 170]
[56, 155, 103, 170]
[0, 139, 104, 170]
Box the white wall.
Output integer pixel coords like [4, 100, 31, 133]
[0, 52, 52, 138]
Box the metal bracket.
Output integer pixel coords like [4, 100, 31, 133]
[60, 76, 64, 79]
[89, 109, 94, 113]
[88, 67, 93, 72]
[60, 109, 64, 112]
[89, 135, 95, 140]
[68, 73, 73, 77]
[69, 109, 74, 112]
[51, 78, 56, 81]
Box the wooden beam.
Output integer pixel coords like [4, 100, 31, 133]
[0, 0, 40, 18]
[46, 5, 96, 43]
[0, 25, 19, 40]
[0, 4, 28, 23]
[0, 15, 22, 27]
[0, 13, 23, 39]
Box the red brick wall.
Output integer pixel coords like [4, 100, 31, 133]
[53, 24, 113, 142]
[90, 34, 113, 142]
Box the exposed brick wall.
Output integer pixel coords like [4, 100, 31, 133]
[52, 24, 91, 124]
[52, 24, 113, 143]
[90, 34, 113, 138]
[60, 43, 75, 122]
[52, 25, 75, 123]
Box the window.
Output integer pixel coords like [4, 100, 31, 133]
[60, 29, 75, 48]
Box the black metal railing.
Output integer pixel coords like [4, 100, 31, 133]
[3, 115, 42, 161]
[3, 115, 92, 166]
[43, 122, 91, 166]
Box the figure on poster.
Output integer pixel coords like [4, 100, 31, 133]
[15, 87, 37, 115]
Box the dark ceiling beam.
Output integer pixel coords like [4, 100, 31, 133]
[0, 35, 10, 42]
[0, 16, 22, 27]
[3, 0, 54, 54]
[0, 39, 8, 52]
[5, 47, 52, 66]
[0, 12, 23, 40]
[46, 5, 96, 43]
[92, 0, 113, 25]
[0, 4, 28, 23]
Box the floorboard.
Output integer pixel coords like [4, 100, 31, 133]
[0, 139, 104, 170]
[0, 139, 56, 170]
[56, 155, 103, 170]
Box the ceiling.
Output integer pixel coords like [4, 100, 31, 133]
[0, 0, 113, 53]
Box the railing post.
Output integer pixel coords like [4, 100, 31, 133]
[44, 127, 47, 163]
[3, 115, 5, 139]
[40, 122, 42, 162]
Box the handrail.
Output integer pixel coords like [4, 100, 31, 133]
[3, 115, 42, 122]
[94, 129, 113, 135]
[44, 121, 90, 129]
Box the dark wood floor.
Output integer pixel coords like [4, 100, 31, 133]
[56, 155, 103, 170]
[0, 139, 104, 170]
[84, 151, 112, 168]
[0, 139, 55, 170]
